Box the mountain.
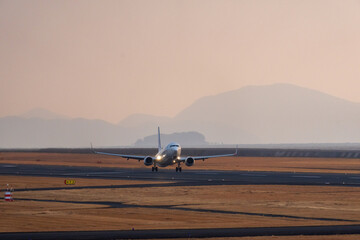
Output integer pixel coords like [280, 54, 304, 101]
[134, 131, 207, 147]
[119, 113, 170, 128]
[20, 108, 69, 120]
[173, 84, 360, 143]
[0, 117, 134, 148]
[2, 83, 360, 148]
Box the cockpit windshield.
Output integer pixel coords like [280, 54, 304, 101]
[170, 144, 179, 148]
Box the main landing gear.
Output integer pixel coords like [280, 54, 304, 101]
[152, 166, 158, 172]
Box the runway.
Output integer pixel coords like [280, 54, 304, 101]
[2, 225, 360, 240]
[1, 164, 360, 188]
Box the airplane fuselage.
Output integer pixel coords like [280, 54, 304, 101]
[154, 142, 181, 167]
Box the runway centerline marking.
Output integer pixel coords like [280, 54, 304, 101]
[62, 171, 125, 175]
[190, 171, 225, 173]
[292, 176, 321, 178]
[241, 174, 267, 177]
[195, 172, 219, 175]
[0, 165, 17, 168]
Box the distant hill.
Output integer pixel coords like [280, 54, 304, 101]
[134, 131, 207, 147]
[20, 108, 69, 120]
[118, 113, 170, 128]
[0, 117, 132, 148]
[117, 114, 171, 140]
[123, 84, 360, 144]
[172, 84, 360, 143]
[2, 83, 360, 148]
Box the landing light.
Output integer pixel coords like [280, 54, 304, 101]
[156, 156, 161, 160]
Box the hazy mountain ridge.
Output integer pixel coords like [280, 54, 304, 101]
[20, 108, 69, 120]
[173, 84, 360, 143]
[0, 116, 129, 148]
[118, 113, 171, 128]
[2, 84, 360, 148]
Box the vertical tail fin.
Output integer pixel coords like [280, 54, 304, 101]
[158, 127, 162, 151]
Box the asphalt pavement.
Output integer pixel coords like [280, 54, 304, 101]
[2, 225, 360, 240]
[1, 164, 360, 187]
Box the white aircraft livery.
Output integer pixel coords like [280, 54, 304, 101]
[93, 127, 237, 172]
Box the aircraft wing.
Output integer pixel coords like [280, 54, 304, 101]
[93, 150, 146, 160]
[91, 146, 146, 160]
[179, 148, 238, 162]
[90, 144, 146, 160]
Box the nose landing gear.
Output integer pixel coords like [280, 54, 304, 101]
[175, 162, 182, 172]
[152, 166, 158, 172]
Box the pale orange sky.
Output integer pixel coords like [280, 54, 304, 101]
[1, 0, 360, 123]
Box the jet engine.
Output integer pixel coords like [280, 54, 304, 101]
[143, 156, 153, 166]
[185, 157, 194, 167]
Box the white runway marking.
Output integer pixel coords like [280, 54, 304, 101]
[241, 174, 267, 177]
[292, 176, 321, 178]
[62, 171, 125, 175]
[195, 172, 219, 175]
[190, 171, 224, 174]
[0, 165, 17, 168]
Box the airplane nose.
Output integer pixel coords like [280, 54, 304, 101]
[175, 147, 181, 155]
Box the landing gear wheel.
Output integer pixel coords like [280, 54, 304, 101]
[152, 167, 154, 172]
[155, 167, 158, 172]
[179, 167, 182, 172]
[176, 167, 178, 172]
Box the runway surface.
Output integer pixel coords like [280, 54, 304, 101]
[1, 164, 360, 188]
[2, 225, 360, 240]
[1, 163, 360, 239]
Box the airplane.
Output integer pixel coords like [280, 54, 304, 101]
[92, 127, 237, 172]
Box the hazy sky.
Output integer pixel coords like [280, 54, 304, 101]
[1, 0, 360, 123]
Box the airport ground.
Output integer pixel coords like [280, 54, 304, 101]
[0, 152, 360, 239]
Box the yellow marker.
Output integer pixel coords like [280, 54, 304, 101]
[64, 179, 76, 185]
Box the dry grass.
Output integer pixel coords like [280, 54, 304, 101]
[1, 152, 360, 174]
